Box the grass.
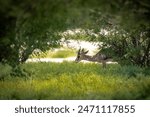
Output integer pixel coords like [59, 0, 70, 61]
[0, 62, 150, 100]
[30, 48, 76, 58]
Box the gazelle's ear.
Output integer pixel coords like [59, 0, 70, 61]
[77, 47, 81, 54]
[81, 48, 84, 52]
[84, 50, 89, 54]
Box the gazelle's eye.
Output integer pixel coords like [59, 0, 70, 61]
[77, 55, 80, 58]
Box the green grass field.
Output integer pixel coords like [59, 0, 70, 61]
[30, 48, 76, 58]
[0, 62, 150, 100]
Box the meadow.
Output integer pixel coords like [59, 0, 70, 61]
[0, 62, 150, 100]
[30, 48, 76, 58]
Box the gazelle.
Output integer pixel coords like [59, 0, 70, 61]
[75, 47, 112, 68]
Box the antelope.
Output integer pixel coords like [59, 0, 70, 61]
[75, 47, 112, 68]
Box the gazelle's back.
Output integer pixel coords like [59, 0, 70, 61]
[93, 52, 110, 62]
[75, 47, 113, 68]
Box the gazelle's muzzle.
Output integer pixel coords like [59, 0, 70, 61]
[75, 58, 79, 63]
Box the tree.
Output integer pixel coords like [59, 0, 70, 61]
[0, 0, 67, 66]
[87, 0, 150, 67]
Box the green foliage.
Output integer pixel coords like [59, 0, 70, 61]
[0, 63, 12, 81]
[0, 62, 150, 99]
[0, 0, 68, 65]
[10, 66, 30, 78]
[0, 63, 31, 80]
[93, 28, 149, 67]
[87, 0, 150, 67]
[1, 0, 150, 79]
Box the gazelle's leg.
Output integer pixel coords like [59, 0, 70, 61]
[102, 61, 106, 68]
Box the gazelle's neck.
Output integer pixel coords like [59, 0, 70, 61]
[83, 55, 95, 61]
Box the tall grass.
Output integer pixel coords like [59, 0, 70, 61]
[0, 62, 150, 100]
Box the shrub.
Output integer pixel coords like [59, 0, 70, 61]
[0, 63, 12, 80]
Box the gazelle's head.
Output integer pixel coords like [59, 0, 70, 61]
[75, 47, 89, 62]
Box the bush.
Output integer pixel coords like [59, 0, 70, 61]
[84, 0, 150, 67]
[0, 63, 12, 80]
[99, 29, 150, 67]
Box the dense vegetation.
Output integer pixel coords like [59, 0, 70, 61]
[0, 0, 150, 67]
[0, 62, 150, 100]
[0, 0, 150, 100]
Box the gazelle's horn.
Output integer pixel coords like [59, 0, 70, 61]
[78, 46, 81, 53]
[81, 48, 84, 52]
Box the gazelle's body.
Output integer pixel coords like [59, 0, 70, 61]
[75, 48, 112, 68]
